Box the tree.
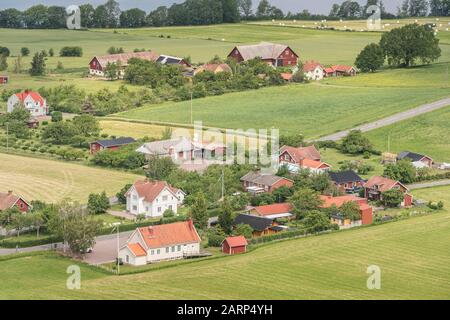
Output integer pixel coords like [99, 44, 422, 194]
[21, 47, 30, 56]
[80, 4, 96, 28]
[403, 0, 429, 16]
[29, 51, 46, 76]
[59, 47, 83, 57]
[147, 6, 169, 27]
[384, 159, 416, 184]
[49, 48, 54, 57]
[207, 225, 226, 247]
[238, 0, 253, 18]
[51, 111, 63, 122]
[9, 209, 32, 237]
[23, 5, 49, 28]
[340, 201, 361, 221]
[430, 0, 450, 16]
[256, 0, 270, 18]
[232, 223, 253, 239]
[104, 0, 121, 27]
[189, 192, 209, 229]
[0, 55, 7, 71]
[41, 121, 77, 144]
[13, 55, 23, 74]
[0, 9, 23, 28]
[337, 1, 362, 18]
[72, 114, 100, 137]
[116, 183, 132, 204]
[105, 62, 119, 80]
[302, 210, 332, 233]
[222, 0, 240, 23]
[120, 8, 147, 27]
[47, 6, 66, 28]
[48, 201, 102, 255]
[146, 156, 177, 180]
[381, 189, 404, 207]
[218, 198, 234, 234]
[289, 188, 323, 220]
[341, 130, 373, 154]
[87, 192, 110, 215]
[380, 24, 441, 67]
[272, 185, 293, 203]
[329, 4, 341, 17]
[355, 43, 385, 72]
[30, 212, 45, 238]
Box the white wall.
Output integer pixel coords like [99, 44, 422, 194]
[126, 186, 180, 218]
[7, 94, 47, 116]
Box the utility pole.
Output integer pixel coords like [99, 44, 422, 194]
[6, 122, 9, 151]
[116, 224, 120, 275]
[190, 91, 193, 125]
[387, 132, 391, 153]
[221, 168, 224, 201]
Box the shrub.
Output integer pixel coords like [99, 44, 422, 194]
[60, 47, 83, 57]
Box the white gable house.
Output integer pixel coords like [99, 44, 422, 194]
[7, 90, 48, 116]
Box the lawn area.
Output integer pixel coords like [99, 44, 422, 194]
[320, 148, 384, 179]
[1, 209, 449, 299]
[0, 153, 140, 203]
[99, 120, 167, 139]
[365, 105, 450, 162]
[114, 81, 449, 139]
[413, 185, 450, 206]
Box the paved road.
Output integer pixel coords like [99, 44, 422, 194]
[407, 179, 450, 190]
[316, 97, 450, 141]
[0, 230, 134, 265]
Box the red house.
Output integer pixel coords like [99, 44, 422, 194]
[240, 171, 293, 194]
[320, 195, 373, 226]
[364, 176, 412, 207]
[228, 42, 299, 67]
[0, 191, 30, 212]
[279, 145, 331, 174]
[90, 137, 136, 154]
[0, 76, 8, 84]
[89, 51, 159, 77]
[222, 236, 248, 255]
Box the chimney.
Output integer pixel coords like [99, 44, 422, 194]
[188, 218, 194, 230]
[147, 226, 153, 235]
[7, 190, 13, 195]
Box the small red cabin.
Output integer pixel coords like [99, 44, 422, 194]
[222, 236, 248, 255]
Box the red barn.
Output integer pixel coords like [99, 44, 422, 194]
[0, 191, 30, 212]
[222, 236, 248, 255]
[90, 137, 136, 154]
[89, 51, 159, 77]
[228, 42, 299, 67]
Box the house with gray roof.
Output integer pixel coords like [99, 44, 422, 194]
[240, 171, 294, 194]
[228, 42, 299, 67]
[397, 151, 433, 168]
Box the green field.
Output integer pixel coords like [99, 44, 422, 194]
[365, 105, 450, 162]
[1, 207, 449, 299]
[114, 67, 449, 138]
[0, 153, 139, 203]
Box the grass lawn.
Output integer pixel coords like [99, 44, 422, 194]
[1, 208, 449, 299]
[413, 185, 450, 206]
[320, 148, 385, 179]
[99, 120, 168, 139]
[0, 153, 140, 203]
[365, 105, 450, 162]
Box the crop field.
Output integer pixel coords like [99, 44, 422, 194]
[99, 120, 168, 139]
[1, 203, 449, 299]
[114, 79, 449, 139]
[0, 153, 139, 203]
[365, 105, 450, 162]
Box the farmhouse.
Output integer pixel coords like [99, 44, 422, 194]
[194, 63, 232, 75]
[0, 75, 8, 84]
[7, 90, 48, 116]
[278, 145, 331, 173]
[89, 51, 159, 77]
[119, 220, 201, 266]
[320, 195, 373, 227]
[0, 191, 30, 212]
[364, 176, 413, 207]
[240, 171, 293, 194]
[331, 65, 357, 76]
[234, 214, 286, 237]
[89, 137, 136, 154]
[156, 54, 192, 67]
[250, 202, 293, 220]
[329, 170, 365, 193]
[125, 179, 185, 217]
[397, 151, 433, 168]
[302, 61, 325, 81]
[228, 42, 299, 67]
[222, 236, 248, 255]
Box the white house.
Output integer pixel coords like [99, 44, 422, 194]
[119, 220, 201, 266]
[136, 137, 194, 162]
[302, 61, 325, 81]
[126, 179, 185, 218]
[7, 90, 48, 116]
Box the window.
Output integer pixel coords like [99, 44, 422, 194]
[165, 247, 169, 253]
[146, 207, 149, 212]
[133, 195, 137, 200]
[126, 255, 129, 263]
[157, 249, 160, 254]
[171, 246, 175, 252]
[162, 195, 168, 201]
[151, 250, 154, 255]
[158, 207, 162, 212]
[169, 205, 173, 210]
[177, 245, 181, 251]
[132, 205, 137, 211]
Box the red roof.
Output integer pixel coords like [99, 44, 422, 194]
[138, 220, 201, 249]
[303, 61, 324, 72]
[129, 180, 178, 203]
[200, 63, 232, 73]
[320, 195, 371, 213]
[332, 65, 355, 73]
[15, 90, 45, 106]
[0, 192, 26, 211]
[324, 67, 335, 73]
[223, 236, 248, 248]
[253, 203, 292, 216]
[280, 145, 321, 163]
[364, 176, 408, 192]
[127, 243, 147, 257]
[302, 159, 331, 170]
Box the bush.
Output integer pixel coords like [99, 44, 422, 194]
[60, 46, 83, 57]
[21, 47, 30, 56]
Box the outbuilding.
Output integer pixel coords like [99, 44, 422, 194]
[222, 236, 248, 255]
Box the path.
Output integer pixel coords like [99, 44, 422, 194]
[316, 97, 450, 141]
[408, 179, 450, 190]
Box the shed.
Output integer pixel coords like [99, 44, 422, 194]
[222, 236, 248, 255]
